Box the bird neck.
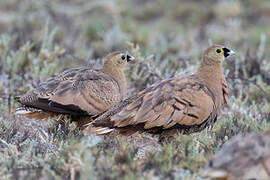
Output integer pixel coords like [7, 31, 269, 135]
[196, 63, 223, 92]
[102, 66, 127, 99]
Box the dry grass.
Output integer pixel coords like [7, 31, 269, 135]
[0, 0, 270, 179]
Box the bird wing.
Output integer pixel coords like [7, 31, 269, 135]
[109, 76, 217, 130]
[19, 68, 121, 115]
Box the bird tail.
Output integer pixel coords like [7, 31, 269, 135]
[75, 116, 94, 129]
[15, 106, 53, 119]
[82, 118, 116, 135]
[84, 126, 115, 135]
[14, 96, 21, 103]
[84, 123, 138, 136]
[82, 121, 94, 127]
[14, 96, 51, 119]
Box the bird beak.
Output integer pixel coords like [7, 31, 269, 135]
[228, 50, 235, 56]
[222, 48, 235, 58]
[127, 55, 135, 62]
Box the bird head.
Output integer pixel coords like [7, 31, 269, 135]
[104, 51, 135, 69]
[202, 45, 235, 65]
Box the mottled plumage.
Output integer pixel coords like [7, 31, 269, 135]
[86, 45, 234, 135]
[17, 52, 135, 119]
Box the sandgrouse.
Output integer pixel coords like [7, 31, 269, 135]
[203, 127, 270, 180]
[86, 45, 235, 135]
[16, 52, 135, 121]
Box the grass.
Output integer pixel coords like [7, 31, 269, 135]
[0, 0, 270, 179]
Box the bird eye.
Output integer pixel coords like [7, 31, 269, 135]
[121, 55, 126, 60]
[216, 48, 222, 54]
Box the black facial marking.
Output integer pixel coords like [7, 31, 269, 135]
[222, 48, 231, 57]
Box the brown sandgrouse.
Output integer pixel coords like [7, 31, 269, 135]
[86, 45, 235, 135]
[16, 52, 135, 121]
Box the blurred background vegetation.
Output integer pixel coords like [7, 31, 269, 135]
[0, 0, 269, 179]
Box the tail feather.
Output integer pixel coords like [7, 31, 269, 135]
[14, 96, 21, 103]
[84, 125, 138, 136]
[75, 116, 94, 129]
[15, 106, 54, 119]
[85, 126, 114, 135]
[15, 106, 41, 114]
[82, 121, 94, 128]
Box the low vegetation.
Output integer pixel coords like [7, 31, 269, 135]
[0, 0, 269, 179]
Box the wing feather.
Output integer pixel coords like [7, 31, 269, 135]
[109, 77, 217, 130]
[19, 68, 121, 115]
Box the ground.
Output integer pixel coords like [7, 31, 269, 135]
[0, 0, 270, 179]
